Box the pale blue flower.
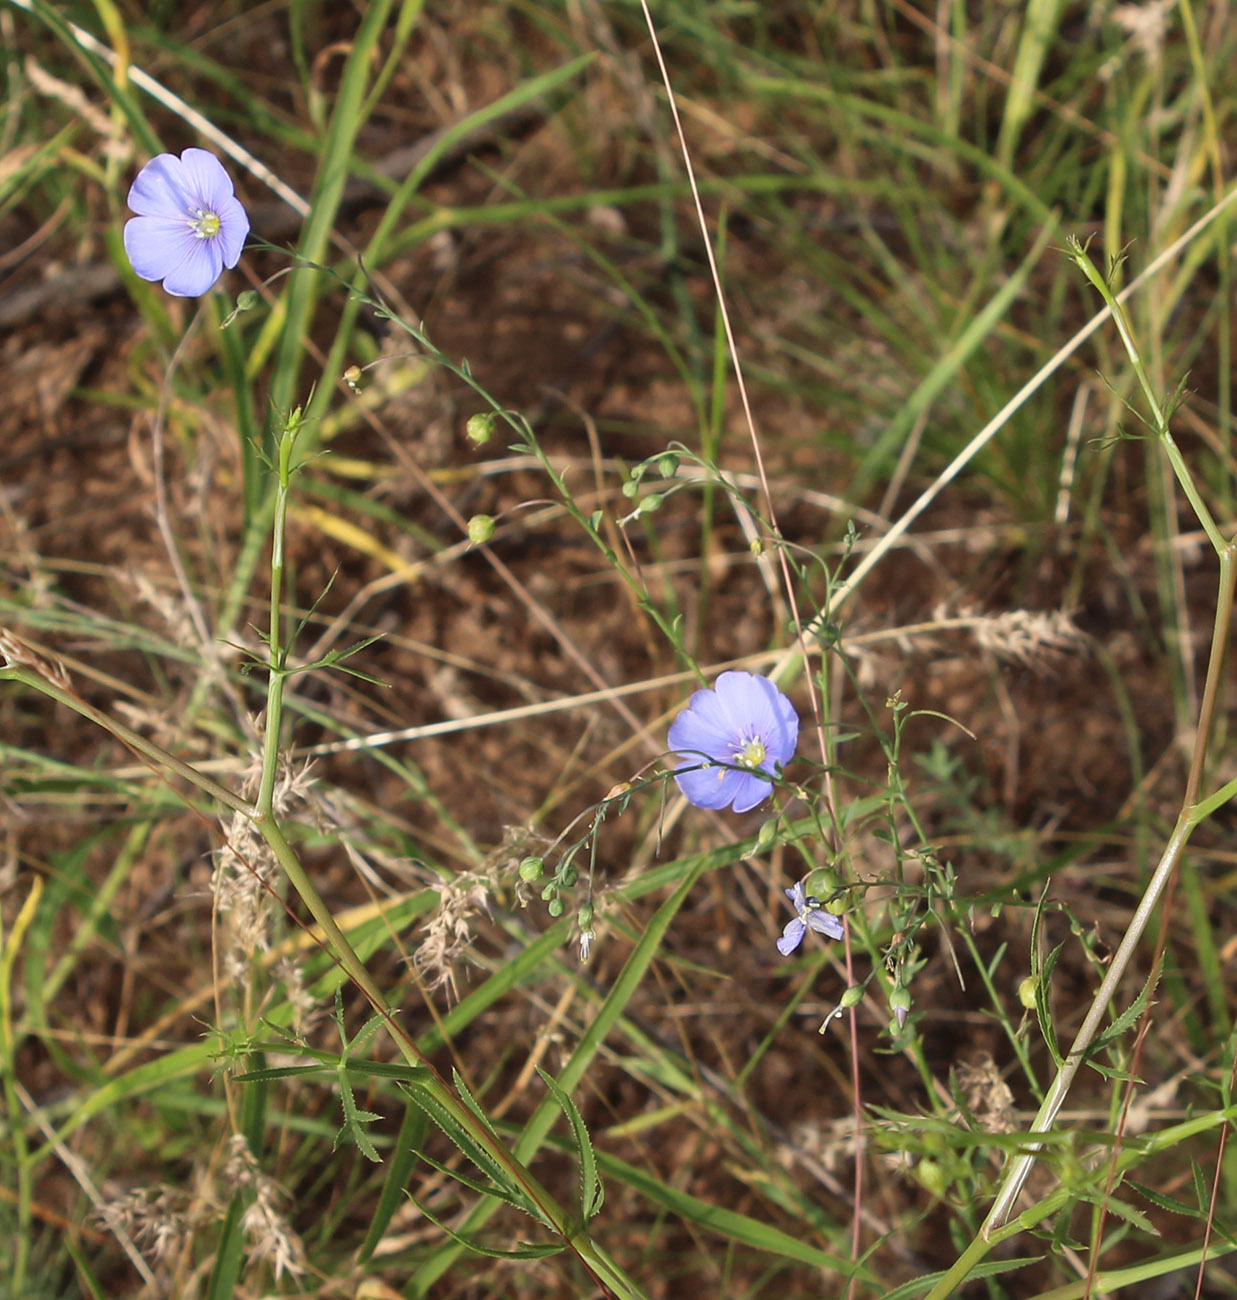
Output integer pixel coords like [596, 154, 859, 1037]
[777, 880, 843, 956]
[123, 148, 249, 297]
[667, 670, 798, 814]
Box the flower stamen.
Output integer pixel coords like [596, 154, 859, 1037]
[734, 737, 767, 769]
[189, 209, 221, 239]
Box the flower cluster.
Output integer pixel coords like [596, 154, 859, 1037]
[123, 148, 249, 297]
[667, 670, 798, 814]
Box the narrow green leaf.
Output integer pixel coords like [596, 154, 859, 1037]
[204, 1194, 247, 1300]
[359, 1099, 427, 1264]
[537, 1068, 603, 1220]
[411, 1197, 563, 1260]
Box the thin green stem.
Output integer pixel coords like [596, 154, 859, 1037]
[256, 420, 297, 819]
[0, 667, 251, 816]
[1069, 240, 1227, 555]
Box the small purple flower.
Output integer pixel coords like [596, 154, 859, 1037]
[123, 148, 249, 297]
[667, 670, 799, 814]
[777, 880, 844, 956]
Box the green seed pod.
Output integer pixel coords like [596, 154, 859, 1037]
[467, 514, 495, 546]
[1018, 975, 1037, 1009]
[466, 412, 497, 445]
[547, 898, 565, 918]
[560, 865, 579, 888]
[656, 452, 679, 477]
[754, 818, 779, 852]
[578, 903, 594, 929]
[839, 985, 864, 1009]
[918, 1159, 948, 1199]
[804, 867, 840, 896]
[519, 856, 545, 881]
[639, 493, 663, 514]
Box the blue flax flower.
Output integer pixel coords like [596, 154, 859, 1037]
[777, 880, 844, 956]
[123, 148, 249, 297]
[667, 670, 798, 814]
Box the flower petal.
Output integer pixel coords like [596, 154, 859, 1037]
[668, 686, 736, 757]
[160, 236, 226, 297]
[714, 671, 799, 766]
[668, 699, 733, 763]
[213, 194, 250, 267]
[178, 147, 237, 210]
[784, 882, 805, 909]
[807, 910, 844, 941]
[127, 154, 194, 219]
[776, 917, 806, 956]
[729, 770, 774, 814]
[673, 764, 743, 811]
[123, 216, 194, 283]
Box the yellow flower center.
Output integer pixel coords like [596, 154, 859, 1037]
[189, 209, 221, 239]
[734, 737, 767, 769]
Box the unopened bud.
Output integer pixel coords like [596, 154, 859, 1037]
[466, 514, 495, 546]
[639, 493, 663, 514]
[578, 903, 594, 929]
[519, 856, 544, 881]
[466, 412, 497, 445]
[547, 898, 565, 918]
[839, 985, 864, 1009]
[918, 1159, 947, 1198]
[343, 364, 363, 391]
[656, 453, 679, 477]
[754, 818, 778, 852]
[1018, 975, 1037, 1009]
[890, 985, 911, 1029]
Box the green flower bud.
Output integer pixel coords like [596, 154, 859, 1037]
[235, 289, 260, 313]
[519, 856, 544, 881]
[754, 818, 779, 852]
[890, 985, 911, 1029]
[639, 493, 663, 513]
[621, 478, 641, 499]
[918, 1159, 948, 1198]
[467, 514, 495, 546]
[343, 364, 363, 391]
[466, 412, 497, 445]
[656, 452, 679, 477]
[560, 865, 579, 888]
[839, 985, 864, 1009]
[547, 897, 565, 918]
[578, 903, 594, 929]
[1018, 975, 1037, 1009]
[804, 868, 839, 896]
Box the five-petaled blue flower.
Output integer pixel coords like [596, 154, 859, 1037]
[667, 670, 798, 813]
[777, 880, 844, 956]
[123, 148, 249, 297]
